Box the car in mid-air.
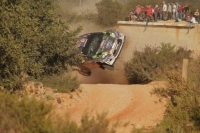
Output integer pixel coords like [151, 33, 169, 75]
[72, 29, 125, 76]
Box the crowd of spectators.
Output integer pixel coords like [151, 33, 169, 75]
[128, 1, 200, 24]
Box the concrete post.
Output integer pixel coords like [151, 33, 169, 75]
[182, 59, 188, 82]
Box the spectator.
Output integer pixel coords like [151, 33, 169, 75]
[194, 9, 200, 24]
[185, 10, 191, 22]
[190, 15, 198, 24]
[172, 2, 177, 20]
[163, 1, 167, 20]
[146, 5, 154, 22]
[154, 4, 159, 22]
[175, 2, 179, 19]
[184, 3, 189, 13]
[159, 4, 163, 20]
[177, 5, 183, 21]
[167, 3, 172, 20]
[136, 5, 142, 17]
[129, 10, 135, 21]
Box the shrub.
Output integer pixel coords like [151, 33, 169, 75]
[39, 73, 80, 93]
[0, 90, 117, 133]
[124, 43, 193, 84]
[79, 113, 117, 133]
[151, 72, 200, 133]
[0, 90, 53, 133]
[95, 0, 124, 27]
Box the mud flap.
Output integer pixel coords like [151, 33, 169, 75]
[72, 65, 91, 76]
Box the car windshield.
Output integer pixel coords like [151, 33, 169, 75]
[82, 33, 104, 56]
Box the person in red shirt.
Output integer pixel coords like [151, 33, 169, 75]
[146, 5, 154, 22]
[177, 5, 183, 20]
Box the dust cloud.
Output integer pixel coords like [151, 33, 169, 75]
[58, 0, 101, 13]
[60, 0, 130, 84]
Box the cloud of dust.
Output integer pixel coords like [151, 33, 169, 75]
[58, 0, 101, 13]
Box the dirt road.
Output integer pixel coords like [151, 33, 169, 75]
[55, 82, 167, 133]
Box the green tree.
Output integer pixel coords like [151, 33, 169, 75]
[95, 0, 123, 27]
[0, 0, 81, 90]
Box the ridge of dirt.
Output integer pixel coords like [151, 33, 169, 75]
[54, 82, 167, 133]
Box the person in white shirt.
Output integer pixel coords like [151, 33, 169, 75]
[190, 15, 198, 24]
[162, 1, 167, 20]
[172, 2, 177, 20]
[167, 3, 172, 20]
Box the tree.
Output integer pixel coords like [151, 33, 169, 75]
[95, 0, 123, 27]
[0, 0, 82, 90]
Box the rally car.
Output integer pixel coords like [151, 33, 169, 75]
[72, 29, 125, 76]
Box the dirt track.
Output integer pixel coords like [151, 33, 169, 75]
[55, 82, 167, 133]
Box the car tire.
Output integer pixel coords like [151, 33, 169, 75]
[102, 64, 114, 70]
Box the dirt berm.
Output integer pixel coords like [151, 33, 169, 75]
[55, 82, 167, 133]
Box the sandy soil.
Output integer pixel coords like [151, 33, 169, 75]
[55, 82, 167, 133]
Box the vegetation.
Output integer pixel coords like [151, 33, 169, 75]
[125, 44, 200, 132]
[1, 0, 200, 132]
[95, 0, 124, 27]
[0, 0, 82, 91]
[0, 90, 53, 133]
[40, 74, 79, 93]
[150, 72, 200, 133]
[124, 43, 192, 84]
[0, 90, 117, 133]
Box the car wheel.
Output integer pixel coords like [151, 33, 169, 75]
[102, 64, 114, 70]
